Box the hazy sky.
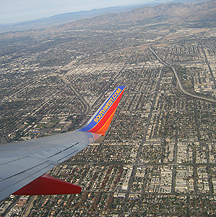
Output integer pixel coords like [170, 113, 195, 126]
[0, 0, 155, 24]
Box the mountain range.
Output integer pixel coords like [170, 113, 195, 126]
[59, 0, 216, 29]
[0, 0, 215, 32]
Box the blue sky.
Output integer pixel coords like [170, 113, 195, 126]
[0, 0, 157, 24]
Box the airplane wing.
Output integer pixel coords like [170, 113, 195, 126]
[0, 86, 125, 201]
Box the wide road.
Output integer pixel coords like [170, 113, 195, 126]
[199, 42, 216, 89]
[149, 47, 216, 104]
[120, 68, 163, 216]
[61, 75, 90, 115]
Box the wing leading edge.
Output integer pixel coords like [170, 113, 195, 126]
[0, 86, 125, 201]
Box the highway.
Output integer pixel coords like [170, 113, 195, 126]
[149, 46, 216, 104]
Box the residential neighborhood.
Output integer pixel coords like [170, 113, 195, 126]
[1, 1, 216, 215]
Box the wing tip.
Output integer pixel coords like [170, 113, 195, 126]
[79, 86, 125, 135]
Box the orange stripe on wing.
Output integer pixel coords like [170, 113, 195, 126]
[95, 108, 116, 136]
[88, 90, 124, 134]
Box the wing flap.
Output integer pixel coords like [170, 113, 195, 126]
[0, 157, 50, 179]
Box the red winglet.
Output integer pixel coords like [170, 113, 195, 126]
[13, 174, 81, 195]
